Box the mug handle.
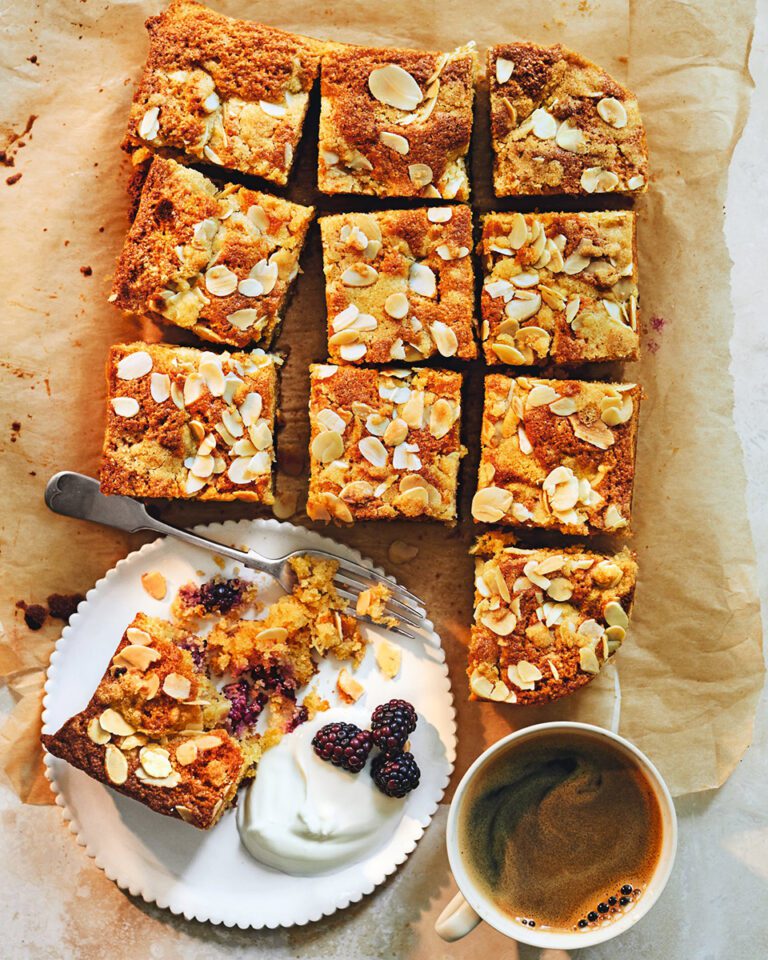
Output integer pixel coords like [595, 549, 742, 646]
[435, 891, 482, 942]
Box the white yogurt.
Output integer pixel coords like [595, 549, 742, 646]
[237, 710, 404, 875]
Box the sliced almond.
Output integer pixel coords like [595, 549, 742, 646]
[579, 647, 601, 674]
[375, 639, 401, 679]
[384, 292, 409, 319]
[341, 265, 379, 287]
[516, 660, 543, 684]
[87, 717, 111, 745]
[104, 744, 128, 785]
[359, 436, 388, 468]
[429, 321, 458, 357]
[368, 64, 423, 111]
[141, 571, 167, 600]
[117, 350, 153, 380]
[337, 667, 364, 703]
[255, 627, 289, 642]
[597, 97, 628, 128]
[163, 673, 192, 701]
[311, 430, 344, 464]
[175, 740, 199, 766]
[408, 163, 433, 188]
[429, 398, 456, 439]
[380, 130, 410, 154]
[111, 397, 139, 418]
[139, 745, 173, 779]
[409, 262, 437, 298]
[205, 264, 238, 297]
[604, 600, 629, 629]
[113, 644, 162, 672]
[472, 486, 514, 523]
[99, 708, 136, 737]
[496, 57, 514, 84]
[580, 167, 620, 194]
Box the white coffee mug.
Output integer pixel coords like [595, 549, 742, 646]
[435, 721, 677, 951]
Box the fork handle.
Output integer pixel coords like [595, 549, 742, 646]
[44, 471, 255, 568]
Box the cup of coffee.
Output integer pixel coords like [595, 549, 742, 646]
[435, 722, 677, 950]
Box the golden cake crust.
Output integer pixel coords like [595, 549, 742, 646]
[479, 210, 638, 365]
[307, 364, 465, 523]
[488, 42, 648, 196]
[100, 342, 279, 503]
[472, 375, 641, 535]
[467, 534, 637, 704]
[41, 613, 247, 829]
[320, 206, 477, 363]
[319, 44, 477, 199]
[111, 157, 313, 348]
[123, 0, 325, 183]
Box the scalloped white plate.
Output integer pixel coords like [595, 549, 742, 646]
[42, 519, 456, 928]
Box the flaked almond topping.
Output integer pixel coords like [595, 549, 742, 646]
[249, 259, 279, 295]
[113, 644, 161, 672]
[170, 381, 185, 409]
[162, 672, 192, 701]
[408, 262, 437, 298]
[531, 107, 557, 139]
[492, 342, 526, 364]
[205, 264, 238, 297]
[175, 740, 198, 766]
[111, 397, 139, 418]
[400, 391, 425, 429]
[368, 64, 423, 111]
[597, 96, 628, 128]
[337, 667, 365, 703]
[392, 441, 421, 471]
[527, 384, 560, 407]
[546, 577, 573, 602]
[550, 397, 577, 416]
[427, 207, 452, 223]
[604, 600, 629, 629]
[469, 669, 495, 699]
[135, 768, 182, 788]
[139, 745, 172, 779]
[126, 626, 153, 646]
[316, 408, 346, 434]
[579, 647, 601, 674]
[408, 163, 433, 188]
[593, 560, 623, 588]
[429, 321, 458, 357]
[471, 486, 514, 523]
[311, 429, 345, 463]
[480, 608, 517, 636]
[120, 734, 147, 751]
[383, 418, 408, 447]
[341, 264, 379, 287]
[496, 57, 514, 84]
[604, 504, 628, 530]
[429, 397, 455, 439]
[517, 660, 543, 684]
[555, 119, 586, 153]
[505, 294, 542, 322]
[365, 413, 389, 436]
[628, 174, 645, 190]
[375, 639, 401, 679]
[259, 99, 287, 118]
[142, 673, 160, 700]
[570, 415, 615, 450]
[117, 351, 153, 380]
[199, 356, 226, 397]
[150, 373, 171, 403]
[183, 373, 205, 406]
[359, 435, 388, 467]
[379, 130, 410, 154]
[601, 395, 634, 426]
[87, 717, 111, 745]
[247, 204, 269, 232]
[138, 106, 160, 141]
[384, 292, 409, 319]
[580, 167, 620, 194]
[255, 626, 289, 643]
[239, 391, 263, 426]
[340, 343, 367, 362]
[104, 744, 128, 784]
[99, 708, 136, 737]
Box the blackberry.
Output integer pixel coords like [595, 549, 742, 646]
[199, 578, 243, 613]
[371, 751, 420, 798]
[370, 699, 417, 754]
[312, 722, 373, 773]
[223, 679, 266, 736]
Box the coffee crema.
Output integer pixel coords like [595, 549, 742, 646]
[458, 732, 663, 931]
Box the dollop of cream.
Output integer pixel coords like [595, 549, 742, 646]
[237, 711, 404, 875]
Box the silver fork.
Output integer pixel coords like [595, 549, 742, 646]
[44, 472, 429, 642]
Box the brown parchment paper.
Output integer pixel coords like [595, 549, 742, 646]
[0, 0, 762, 810]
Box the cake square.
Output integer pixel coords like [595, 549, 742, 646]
[122, 0, 324, 184]
[488, 42, 648, 197]
[307, 364, 465, 523]
[468, 533, 637, 704]
[100, 342, 280, 503]
[111, 158, 314, 348]
[42, 613, 249, 829]
[479, 210, 638, 365]
[472, 375, 641, 535]
[319, 43, 477, 199]
[319, 206, 477, 363]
